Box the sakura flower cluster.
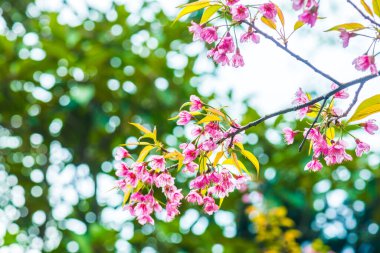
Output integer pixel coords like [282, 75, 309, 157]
[291, 0, 319, 27]
[113, 95, 255, 225]
[283, 85, 377, 172]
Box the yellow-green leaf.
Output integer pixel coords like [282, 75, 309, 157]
[174, 0, 211, 24]
[325, 23, 365, 32]
[348, 94, 380, 122]
[213, 151, 224, 167]
[205, 108, 226, 119]
[137, 145, 154, 162]
[122, 189, 131, 206]
[373, 0, 380, 17]
[275, 4, 285, 26]
[231, 152, 241, 173]
[234, 142, 244, 151]
[294, 21, 304, 31]
[261, 16, 277, 30]
[200, 5, 222, 24]
[240, 149, 260, 176]
[326, 127, 335, 145]
[362, 0, 374, 16]
[197, 114, 221, 124]
[219, 197, 224, 207]
[121, 142, 151, 146]
[308, 140, 313, 156]
[130, 123, 152, 135]
[223, 157, 247, 172]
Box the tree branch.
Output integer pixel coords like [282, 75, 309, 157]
[242, 20, 342, 86]
[298, 97, 328, 152]
[218, 74, 378, 145]
[346, 0, 380, 27]
[339, 81, 365, 118]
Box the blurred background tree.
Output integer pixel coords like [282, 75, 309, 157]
[0, 1, 379, 253]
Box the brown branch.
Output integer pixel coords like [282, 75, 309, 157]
[242, 20, 342, 86]
[346, 0, 380, 27]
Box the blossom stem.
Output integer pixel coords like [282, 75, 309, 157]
[242, 20, 342, 86]
[338, 81, 365, 119]
[298, 97, 328, 152]
[346, 0, 380, 27]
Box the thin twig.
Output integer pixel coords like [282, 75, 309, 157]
[339, 81, 365, 118]
[242, 20, 342, 86]
[298, 97, 328, 152]
[218, 74, 379, 145]
[346, 0, 380, 27]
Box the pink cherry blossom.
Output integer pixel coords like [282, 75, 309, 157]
[205, 122, 223, 139]
[137, 215, 154, 225]
[283, 127, 297, 145]
[361, 119, 378, 135]
[177, 111, 192, 125]
[200, 27, 218, 44]
[305, 159, 323, 172]
[150, 155, 166, 171]
[331, 83, 349, 99]
[355, 139, 370, 157]
[217, 34, 235, 54]
[199, 139, 218, 151]
[181, 143, 199, 163]
[190, 174, 210, 189]
[188, 21, 203, 41]
[124, 170, 138, 187]
[166, 202, 181, 221]
[292, 0, 304, 10]
[226, 0, 239, 6]
[339, 29, 354, 48]
[190, 95, 203, 111]
[191, 126, 203, 137]
[259, 3, 277, 21]
[184, 162, 199, 173]
[203, 196, 219, 215]
[231, 4, 249, 22]
[324, 140, 352, 166]
[115, 162, 130, 177]
[132, 162, 151, 182]
[292, 88, 310, 119]
[115, 147, 130, 160]
[353, 55, 378, 74]
[298, 8, 318, 27]
[186, 190, 204, 205]
[155, 172, 175, 188]
[240, 31, 260, 44]
[213, 52, 230, 66]
[232, 49, 245, 68]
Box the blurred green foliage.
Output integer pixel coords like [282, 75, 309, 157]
[0, 1, 379, 253]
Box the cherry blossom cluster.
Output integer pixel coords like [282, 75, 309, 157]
[283, 85, 378, 172]
[112, 95, 254, 225]
[186, 0, 322, 68]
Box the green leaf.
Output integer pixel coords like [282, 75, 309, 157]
[200, 5, 222, 24]
[240, 149, 260, 177]
[174, 0, 211, 24]
[137, 145, 154, 162]
[197, 114, 221, 124]
[261, 16, 277, 30]
[373, 0, 380, 17]
[348, 94, 380, 122]
[361, 0, 374, 16]
[325, 23, 365, 32]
